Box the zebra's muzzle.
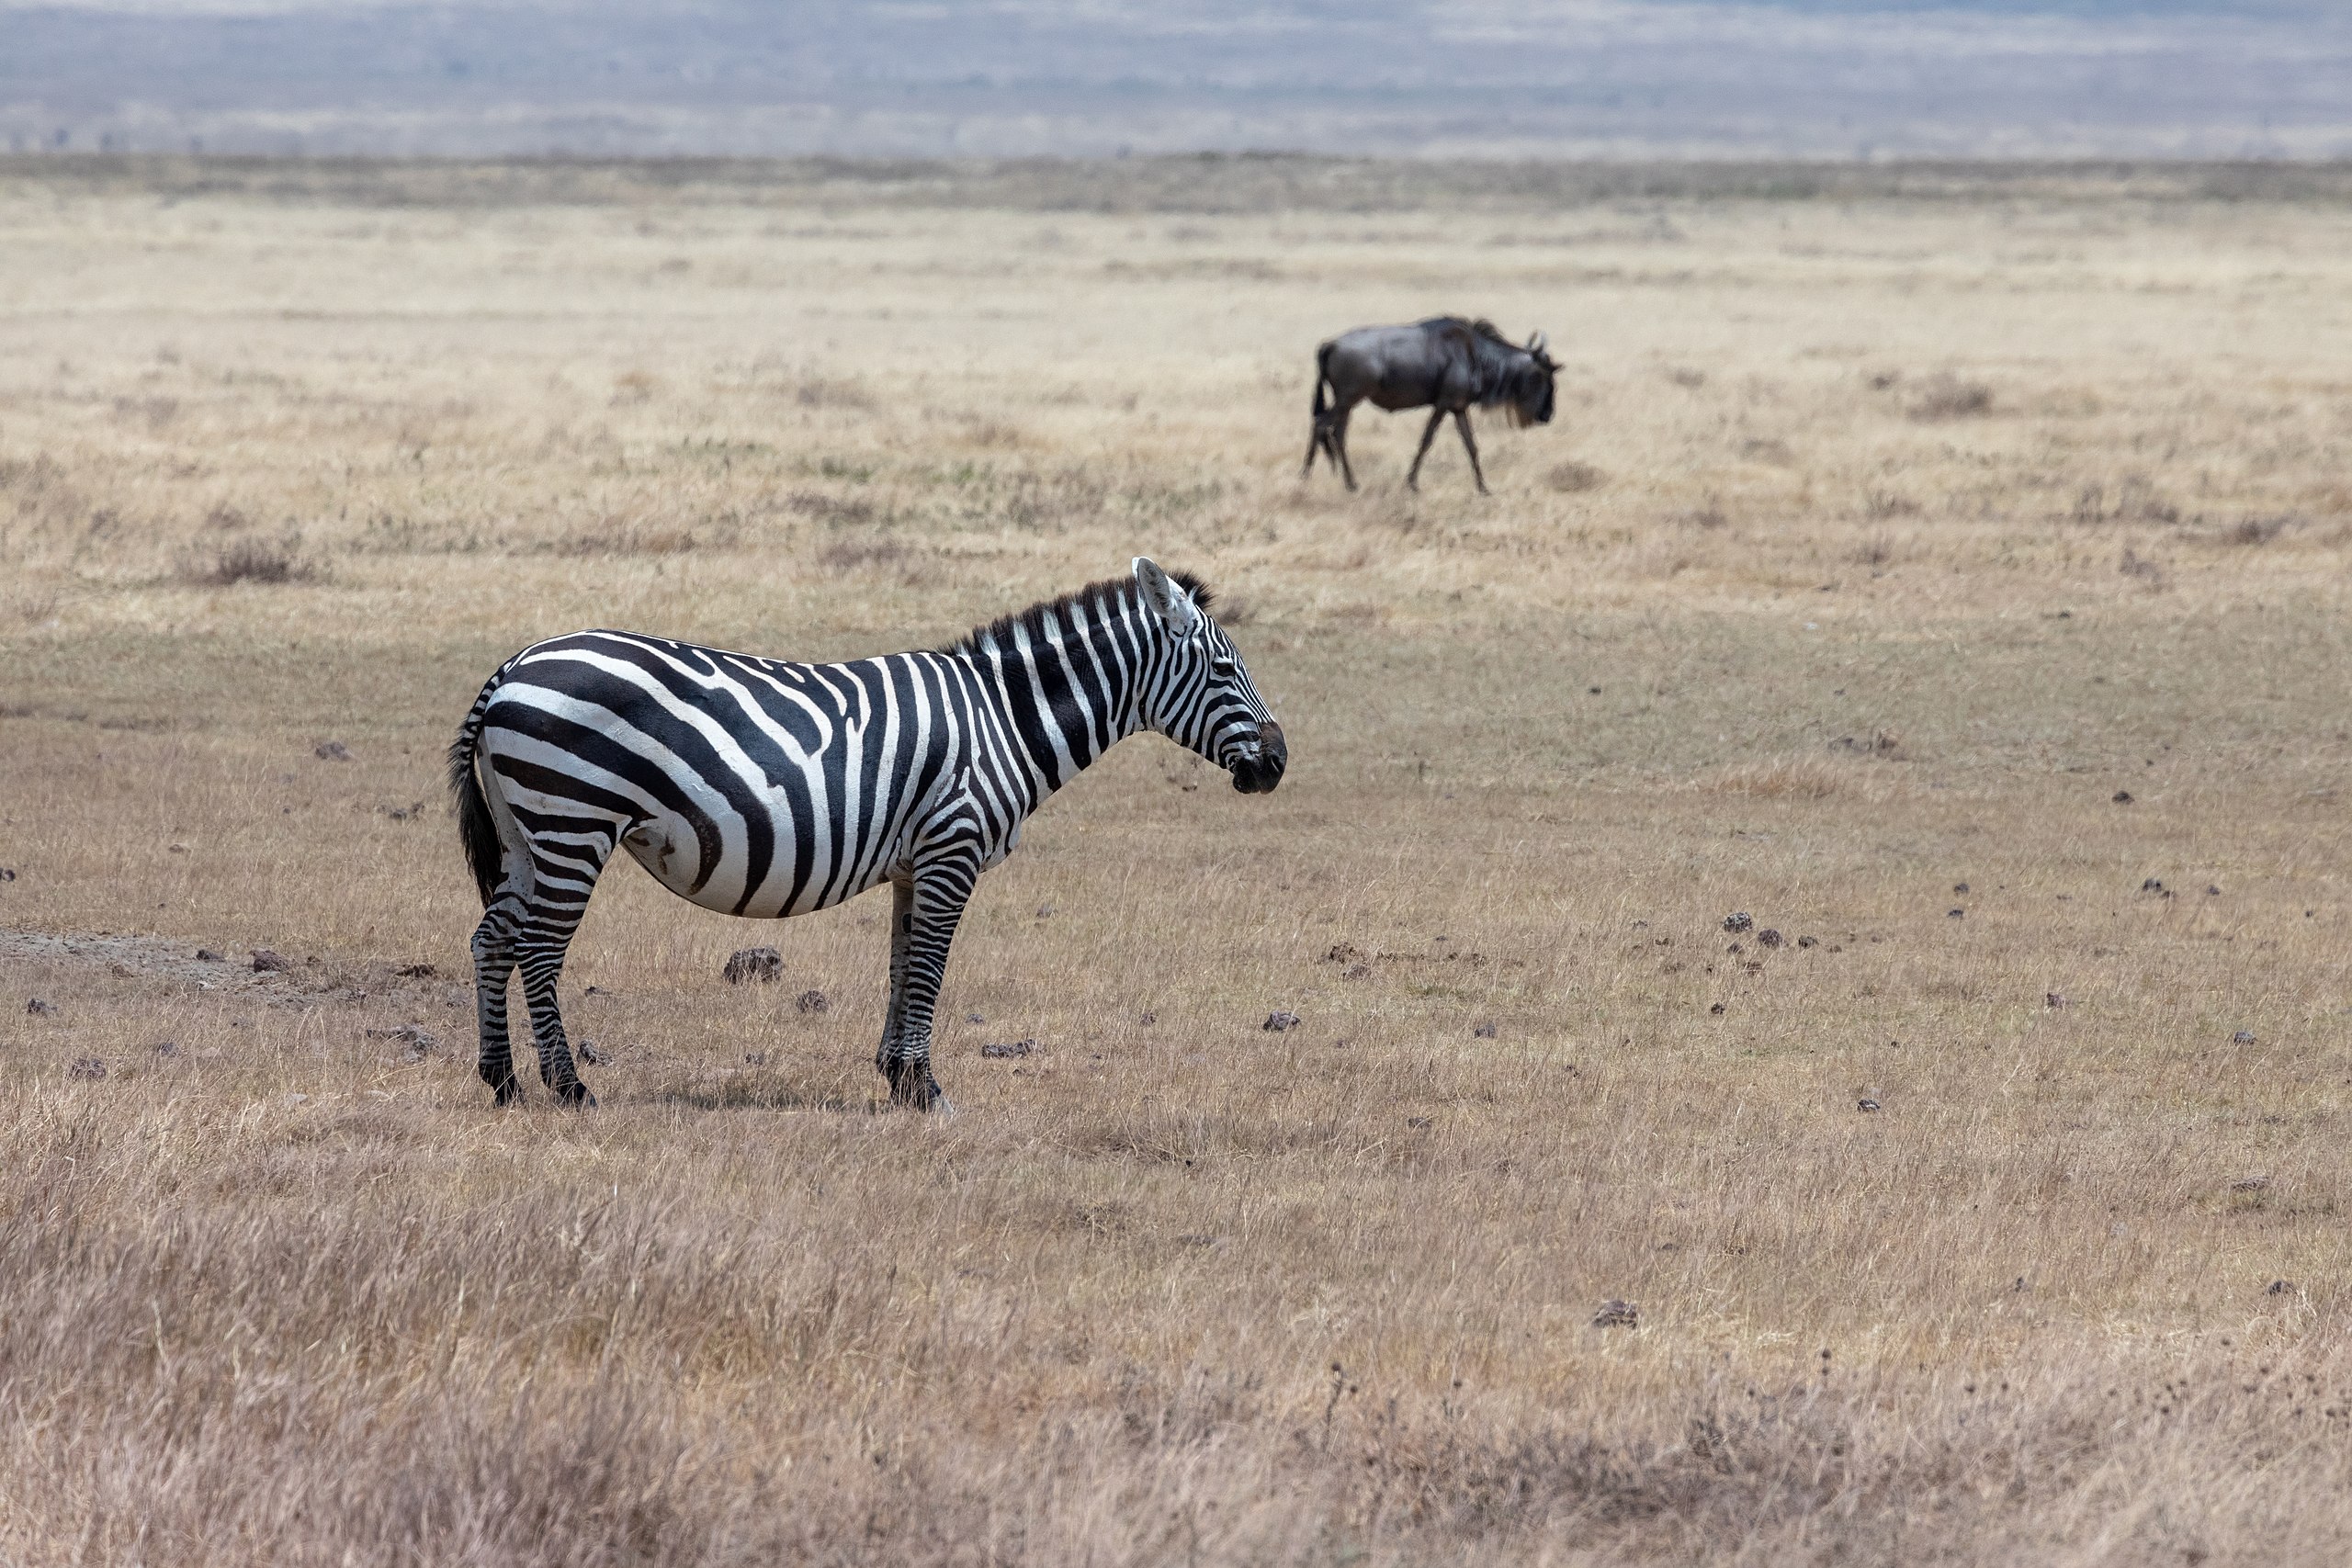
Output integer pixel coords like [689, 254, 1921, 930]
[1229, 719, 1287, 795]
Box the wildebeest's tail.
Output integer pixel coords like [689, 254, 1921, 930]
[1312, 340, 1334, 420]
[447, 654, 522, 907]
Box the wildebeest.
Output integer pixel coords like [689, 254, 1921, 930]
[1305, 317, 1557, 493]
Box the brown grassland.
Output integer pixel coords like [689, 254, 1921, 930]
[3, 156, 2352, 1565]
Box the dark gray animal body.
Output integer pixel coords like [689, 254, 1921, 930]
[1305, 318, 1557, 493]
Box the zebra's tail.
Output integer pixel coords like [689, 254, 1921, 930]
[447, 657, 518, 908]
[1312, 341, 1333, 422]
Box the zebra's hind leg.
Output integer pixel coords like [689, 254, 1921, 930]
[470, 897, 526, 1105]
[509, 818, 620, 1107]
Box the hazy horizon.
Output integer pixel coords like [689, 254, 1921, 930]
[5, 1, 2347, 161]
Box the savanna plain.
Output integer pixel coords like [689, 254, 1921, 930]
[4, 157, 2352, 1566]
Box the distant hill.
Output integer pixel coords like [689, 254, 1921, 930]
[4, 1, 2346, 159]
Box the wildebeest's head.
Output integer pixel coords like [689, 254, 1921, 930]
[1132, 557, 1286, 795]
[1506, 331, 1558, 428]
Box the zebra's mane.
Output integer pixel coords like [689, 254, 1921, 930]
[944, 570, 1216, 657]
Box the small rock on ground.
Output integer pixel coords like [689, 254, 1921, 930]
[2233, 1030, 2256, 1044]
[27, 998, 56, 1016]
[314, 740, 352, 761]
[1722, 912, 1754, 933]
[251, 949, 292, 973]
[795, 989, 829, 1014]
[578, 1039, 608, 1066]
[1262, 1010, 1301, 1032]
[1592, 1300, 1640, 1328]
[722, 947, 782, 984]
[69, 1057, 106, 1080]
[981, 1039, 1035, 1059]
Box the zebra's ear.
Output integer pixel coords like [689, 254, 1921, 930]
[1133, 556, 1201, 637]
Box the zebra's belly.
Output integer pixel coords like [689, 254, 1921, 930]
[618, 805, 901, 919]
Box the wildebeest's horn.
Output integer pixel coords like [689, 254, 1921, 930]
[1530, 331, 1547, 355]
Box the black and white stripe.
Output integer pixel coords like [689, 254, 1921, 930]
[448, 557, 1286, 1110]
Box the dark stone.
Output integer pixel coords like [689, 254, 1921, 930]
[26, 998, 56, 1016]
[1592, 1300, 1639, 1327]
[1757, 929, 1783, 949]
[314, 739, 352, 761]
[195, 948, 225, 963]
[68, 1057, 106, 1080]
[1472, 1021, 1498, 1038]
[251, 949, 292, 973]
[981, 1039, 1035, 1059]
[1262, 1010, 1301, 1032]
[578, 1039, 608, 1066]
[2112, 790, 2134, 804]
[796, 988, 829, 1013]
[2233, 1030, 2256, 1044]
[395, 962, 437, 977]
[1858, 1098, 1882, 1112]
[722, 947, 782, 984]
[1722, 911, 1754, 933]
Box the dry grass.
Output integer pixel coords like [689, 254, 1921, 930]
[5, 157, 2352, 1565]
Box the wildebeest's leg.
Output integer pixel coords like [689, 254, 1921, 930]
[470, 897, 525, 1105]
[1332, 402, 1359, 491]
[1405, 408, 1447, 491]
[1453, 410, 1489, 495]
[874, 873, 916, 1079]
[1303, 409, 1329, 479]
[510, 822, 618, 1107]
[878, 845, 978, 1112]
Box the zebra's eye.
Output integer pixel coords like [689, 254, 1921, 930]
[1210, 654, 1238, 676]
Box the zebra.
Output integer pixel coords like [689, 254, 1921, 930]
[447, 557, 1286, 1112]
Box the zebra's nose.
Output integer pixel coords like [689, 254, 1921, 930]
[1230, 719, 1286, 794]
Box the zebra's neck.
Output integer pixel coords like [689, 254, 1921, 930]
[961, 590, 1156, 798]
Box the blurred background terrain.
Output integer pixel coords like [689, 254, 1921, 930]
[6, 0, 2348, 159]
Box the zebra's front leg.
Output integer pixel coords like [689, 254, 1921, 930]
[878, 856, 976, 1112]
[874, 873, 916, 1082]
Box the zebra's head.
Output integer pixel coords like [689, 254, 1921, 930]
[1132, 557, 1286, 795]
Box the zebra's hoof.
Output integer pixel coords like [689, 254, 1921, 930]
[554, 1081, 597, 1109]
